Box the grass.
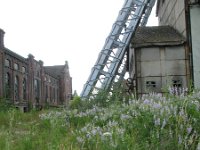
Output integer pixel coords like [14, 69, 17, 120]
[1, 88, 200, 149]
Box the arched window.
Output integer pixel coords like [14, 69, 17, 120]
[5, 59, 11, 67]
[23, 78, 26, 100]
[14, 76, 19, 101]
[22, 67, 26, 73]
[45, 85, 48, 102]
[34, 79, 40, 102]
[50, 87, 52, 102]
[14, 63, 19, 70]
[5, 72, 11, 98]
[53, 88, 56, 103]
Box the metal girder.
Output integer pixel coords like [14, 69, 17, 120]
[81, 0, 156, 98]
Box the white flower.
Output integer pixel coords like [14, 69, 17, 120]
[76, 137, 84, 143]
[161, 118, 167, 129]
[103, 132, 112, 136]
[120, 114, 131, 120]
[154, 118, 160, 126]
[178, 135, 182, 144]
[91, 129, 97, 136]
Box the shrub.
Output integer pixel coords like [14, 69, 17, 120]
[0, 97, 14, 112]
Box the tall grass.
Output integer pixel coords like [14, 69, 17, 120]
[1, 88, 200, 149]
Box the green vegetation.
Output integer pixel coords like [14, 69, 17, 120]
[1, 87, 200, 149]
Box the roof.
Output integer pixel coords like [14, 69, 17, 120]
[131, 26, 186, 48]
[44, 65, 65, 78]
[4, 48, 28, 63]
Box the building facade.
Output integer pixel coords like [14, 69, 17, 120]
[156, 0, 200, 88]
[128, 26, 190, 96]
[0, 29, 72, 111]
[128, 0, 200, 96]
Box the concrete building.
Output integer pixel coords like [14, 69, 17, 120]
[0, 29, 72, 111]
[128, 0, 200, 96]
[156, 0, 200, 88]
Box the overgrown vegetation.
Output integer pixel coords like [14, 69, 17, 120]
[1, 87, 200, 149]
[0, 97, 14, 112]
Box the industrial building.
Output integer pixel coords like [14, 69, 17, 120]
[0, 29, 72, 111]
[127, 0, 200, 96]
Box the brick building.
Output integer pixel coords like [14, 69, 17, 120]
[0, 29, 72, 111]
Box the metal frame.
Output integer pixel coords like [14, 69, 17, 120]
[81, 0, 156, 98]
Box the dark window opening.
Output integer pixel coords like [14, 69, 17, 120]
[14, 76, 19, 101]
[50, 87, 52, 102]
[5, 72, 11, 98]
[23, 78, 26, 100]
[37, 71, 40, 77]
[45, 85, 48, 102]
[34, 79, 40, 102]
[172, 80, 182, 88]
[146, 81, 156, 88]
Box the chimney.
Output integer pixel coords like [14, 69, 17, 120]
[0, 29, 5, 48]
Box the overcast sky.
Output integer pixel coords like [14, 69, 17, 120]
[0, 0, 158, 95]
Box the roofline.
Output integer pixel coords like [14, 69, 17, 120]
[4, 47, 28, 63]
[131, 41, 185, 48]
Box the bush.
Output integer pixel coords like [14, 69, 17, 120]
[0, 97, 13, 112]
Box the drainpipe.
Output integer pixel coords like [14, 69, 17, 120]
[185, 0, 194, 89]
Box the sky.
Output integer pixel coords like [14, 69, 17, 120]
[0, 0, 158, 95]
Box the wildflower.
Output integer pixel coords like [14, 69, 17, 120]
[117, 128, 125, 135]
[91, 129, 97, 136]
[120, 114, 131, 120]
[108, 121, 118, 127]
[76, 137, 84, 143]
[94, 115, 98, 120]
[179, 108, 184, 116]
[154, 118, 160, 126]
[161, 118, 167, 129]
[153, 103, 161, 109]
[143, 99, 150, 105]
[178, 135, 182, 144]
[81, 126, 88, 132]
[187, 126, 192, 135]
[103, 132, 112, 136]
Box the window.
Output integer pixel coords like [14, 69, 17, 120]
[5, 59, 11, 67]
[172, 80, 182, 88]
[5, 72, 11, 98]
[14, 76, 19, 101]
[37, 71, 40, 77]
[50, 87, 52, 102]
[45, 85, 48, 102]
[23, 78, 26, 100]
[53, 88, 56, 102]
[22, 66, 26, 73]
[146, 81, 156, 88]
[170, 79, 183, 95]
[14, 63, 19, 70]
[34, 79, 40, 102]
